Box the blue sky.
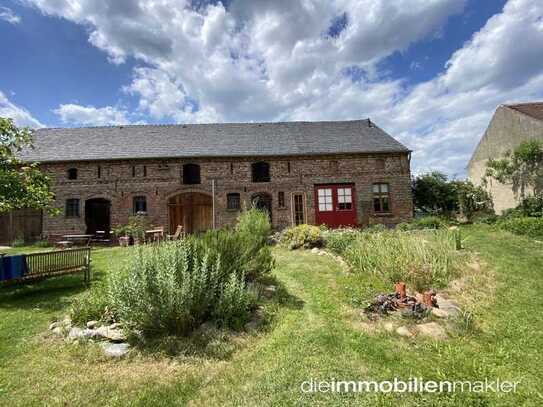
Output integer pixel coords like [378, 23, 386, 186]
[1, 0, 542, 176]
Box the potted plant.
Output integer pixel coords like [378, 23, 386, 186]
[112, 224, 130, 247]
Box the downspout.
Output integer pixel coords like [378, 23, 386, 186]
[212, 179, 216, 229]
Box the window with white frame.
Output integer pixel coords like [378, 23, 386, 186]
[337, 187, 353, 210]
[317, 188, 333, 211]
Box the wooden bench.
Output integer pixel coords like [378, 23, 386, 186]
[1, 248, 91, 285]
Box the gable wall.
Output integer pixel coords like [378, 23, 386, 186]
[468, 106, 543, 213]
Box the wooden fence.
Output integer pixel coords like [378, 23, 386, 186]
[0, 209, 43, 245]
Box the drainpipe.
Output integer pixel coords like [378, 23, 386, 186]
[212, 179, 216, 229]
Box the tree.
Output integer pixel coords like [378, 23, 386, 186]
[0, 117, 55, 213]
[413, 172, 493, 220]
[412, 172, 457, 214]
[485, 139, 543, 201]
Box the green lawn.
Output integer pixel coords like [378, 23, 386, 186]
[0, 226, 542, 406]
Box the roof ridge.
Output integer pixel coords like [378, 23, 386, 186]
[36, 118, 372, 132]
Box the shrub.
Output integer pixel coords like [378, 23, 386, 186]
[497, 217, 543, 239]
[324, 228, 360, 254]
[70, 285, 111, 325]
[196, 209, 273, 281]
[108, 240, 251, 336]
[280, 224, 323, 249]
[410, 216, 448, 230]
[343, 230, 462, 291]
[11, 237, 25, 247]
[33, 239, 51, 248]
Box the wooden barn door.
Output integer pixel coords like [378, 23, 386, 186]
[168, 193, 212, 234]
[314, 184, 357, 228]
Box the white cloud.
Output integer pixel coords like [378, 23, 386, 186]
[54, 104, 131, 126]
[23, 0, 543, 175]
[0, 6, 21, 24]
[0, 90, 43, 128]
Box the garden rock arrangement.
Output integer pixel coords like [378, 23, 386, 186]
[362, 282, 462, 341]
[49, 317, 130, 358]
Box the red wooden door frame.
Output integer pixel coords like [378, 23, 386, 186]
[314, 184, 357, 228]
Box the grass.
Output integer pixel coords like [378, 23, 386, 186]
[0, 226, 542, 406]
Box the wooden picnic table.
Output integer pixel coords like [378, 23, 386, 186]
[145, 228, 164, 242]
[62, 234, 94, 247]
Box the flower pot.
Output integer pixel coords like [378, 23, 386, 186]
[118, 236, 130, 247]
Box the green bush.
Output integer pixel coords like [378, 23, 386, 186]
[10, 237, 25, 247]
[410, 216, 448, 230]
[196, 209, 273, 281]
[70, 285, 111, 325]
[343, 230, 462, 291]
[33, 239, 51, 248]
[324, 228, 360, 254]
[280, 224, 323, 249]
[108, 240, 251, 336]
[497, 217, 543, 239]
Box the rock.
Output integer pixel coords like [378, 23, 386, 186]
[95, 326, 127, 342]
[52, 327, 64, 337]
[195, 321, 218, 337]
[109, 322, 122, 330]
[86, 320, 99, 329]
[383, 322, 395, 333]
[67, 327, 85, 340]
[396, 326, 413, 338]
[311, 247, 319, 254]
[102, 343, 130, 358]
[415, 322, 448, 340]
[262, 285, 277, 299]
[244, 320, 260, 331]
[49, 321, 60, 330]
[318, 251, 326, 256]
[435, 295, 461, 317]
[431, 308, 450, 318]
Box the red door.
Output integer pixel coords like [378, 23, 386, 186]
[314, 184, 357, 228]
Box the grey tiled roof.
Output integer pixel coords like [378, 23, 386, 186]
[20, 119, 410, 163]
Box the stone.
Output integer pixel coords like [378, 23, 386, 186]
[262, 285, 277, 299]
[102, 343, 130, 358]
[109, 322, 122, 330]
[383, 322, 395, 333]
[435, 295, 461, 317]
[415, 322, 448, 340]
[52, 327, 64, 337]
[431, 308, 450, 318]
[396, 326, 413, 338]
[95, 326, 127, 342]
[311, 247, 319, 254]
[49, 321, 60, 330]
[67, 327, 85, 340]
[318, 251, 326, 256]
[86, 320, 99, 329]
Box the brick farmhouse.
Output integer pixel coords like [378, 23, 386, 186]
[19, 119, 413, 240]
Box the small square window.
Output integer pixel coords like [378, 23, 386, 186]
[227, 193, 241, 210]
[133, 196, 147, 214]
[318, 188, 333, 211]
[65, 199, 80, 217]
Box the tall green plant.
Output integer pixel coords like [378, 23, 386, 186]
[485, 139, 543, 201]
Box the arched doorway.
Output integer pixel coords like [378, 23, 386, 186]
[85, 198, 111, 237]
[251, 192, 272, 222]
[168, 192, 212, 234]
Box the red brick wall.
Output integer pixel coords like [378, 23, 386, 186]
[41, 153, 413, 239]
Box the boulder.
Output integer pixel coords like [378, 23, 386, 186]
[415, 322, 448, 340]
[311, 247, 319, 254]
[51, 327, 64, 337]
[49, 321, 60, 330]
[102, 343, 130, 358]
[435, 295, 461, 317]
[396, 326, 413, 338]
[67, 327, 85, 341]
[383, 322, 395, 333]
[95, 326, 127, 342]
[86, 320, 99, 329]
[262, 285, 277, 299]
[431, 308, 450, 318]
